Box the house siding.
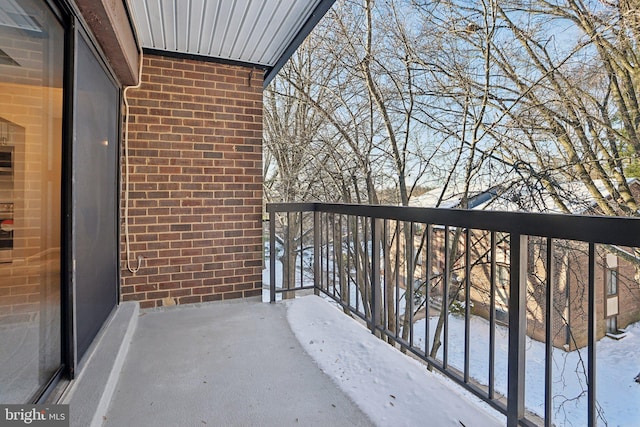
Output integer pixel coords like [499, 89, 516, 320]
[120, 53, 263, 309]
[471, 241, 640, 350]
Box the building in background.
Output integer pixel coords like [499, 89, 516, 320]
[411, 180, 640, 350]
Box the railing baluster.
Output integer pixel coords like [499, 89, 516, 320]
[320, 213, 324, 293]
[322, 212, 327, 293]
[425, 224, 432, 355]
[489, 231, 496, 399]
[371, 218, 381, 334]
[332, 214, 337, 299]
[443, 225, 450, 369]
[286, 211, 291, 293]
[544, 237, 554, 427]
[395, 220, 400, 339]
[507, 233, 527, 427]
[314, 211, 320, 296]
[345, 215, 351, 307]
[337, 214, 342, 300]
[326, 214, 330, 295]
[464, 228, 471, 383]
[300, 212, 304, 289]
[409, 222, 415, 347]
[383, 219, 389, 333]
[588, 242, 596, 427]
[355, 216, 360, 315]
[365, 218, 369, 320]
[269, 209, 276, 303]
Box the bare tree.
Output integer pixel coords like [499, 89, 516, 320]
[265, 1, 640, 422]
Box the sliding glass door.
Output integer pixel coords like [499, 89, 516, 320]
[0, 0, 123, 404]
[0, 0, 64, 403]
[73, 33, 119, 361]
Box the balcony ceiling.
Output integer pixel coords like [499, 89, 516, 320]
[128, 0, 336, 86]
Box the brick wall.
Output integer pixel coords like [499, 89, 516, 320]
[120, 53, 263, 309]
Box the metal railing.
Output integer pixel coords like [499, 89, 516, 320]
[267, 202, 640, 427]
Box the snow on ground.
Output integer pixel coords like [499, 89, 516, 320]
[286, 295, 505, 427]
[266, 259, 640, 426]
[262, 264, 282, 302]
[411, 314, 640, 426]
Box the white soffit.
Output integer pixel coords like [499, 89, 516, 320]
[129, 0, 325, 68]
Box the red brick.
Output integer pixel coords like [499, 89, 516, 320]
[178, 296, 202, 304]
[120, 53, 263, 308]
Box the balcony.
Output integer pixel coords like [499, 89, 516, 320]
[62, 285, 501, 426]
[266, 203, 640, 427]
[59, 202, 640, 427]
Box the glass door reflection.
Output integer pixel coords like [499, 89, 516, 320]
[0, 0, 64, 403]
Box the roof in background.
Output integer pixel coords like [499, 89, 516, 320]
[412, 179, 640, 215]
[482, 178, 640, 214]
[127, 0, 336, 87]
[411, 185, 500, 210]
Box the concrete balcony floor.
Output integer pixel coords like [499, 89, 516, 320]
[63, 297, 372, 427]
[62, 295, 501, 427]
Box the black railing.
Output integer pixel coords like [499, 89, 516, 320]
[267, 202, 640, 427]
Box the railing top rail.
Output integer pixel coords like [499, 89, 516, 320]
[266, 202, 640, 247]
[267, 202, 318, 213]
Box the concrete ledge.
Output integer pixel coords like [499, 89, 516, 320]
[141, 294, 263, 313]
[61, 302, 139, 427]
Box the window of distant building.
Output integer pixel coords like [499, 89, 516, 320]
[606, 268, 618, 296]
[605, 254, 619, 334]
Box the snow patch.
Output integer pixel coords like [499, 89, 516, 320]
[287, 295, 504, 427]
